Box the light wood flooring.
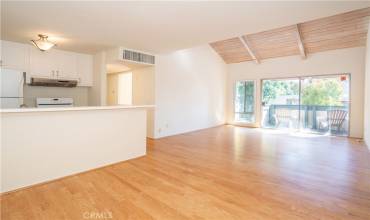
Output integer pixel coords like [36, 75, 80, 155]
[1, 125, 370, 220]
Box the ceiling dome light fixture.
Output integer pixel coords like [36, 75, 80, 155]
[31, 34, 56, 51]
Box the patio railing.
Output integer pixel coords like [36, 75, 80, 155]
[265, 104, 349, 132]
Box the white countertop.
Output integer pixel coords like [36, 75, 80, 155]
[0, 105, 155, 113]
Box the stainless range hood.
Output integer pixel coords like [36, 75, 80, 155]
[30, 77, 78, 88]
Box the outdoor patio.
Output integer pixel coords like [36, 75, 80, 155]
[262, 104, 349, 136]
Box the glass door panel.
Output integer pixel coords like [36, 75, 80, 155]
[300, 75, 350, 136]
[234, 80, 255, 123]
[261, 79, 300, 130]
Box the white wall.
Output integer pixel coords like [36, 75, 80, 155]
[88, 52, 107, 106]
[132, 67, 155, 106]
[154, 45, 227, 138]
[106, 67, 156, 138]
[106, 67, 155, 106]
[227, 47, 366, 138]
[132, 67, 155, 138]
[364, 23, 370, 146]
[118, 73, 133, 105]
[1, 107, 147, 192]
[107, 73, 118, 105]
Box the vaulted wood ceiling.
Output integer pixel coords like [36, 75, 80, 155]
[210, 7, 370, 64]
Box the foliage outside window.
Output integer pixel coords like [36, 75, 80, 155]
[262, 78, 347, 106]
[235, 81, 255, 123]
[301, 78, 344, 106]
[262, 80, 299, 105]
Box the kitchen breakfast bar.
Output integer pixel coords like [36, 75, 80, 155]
[1, 105, 154, 193]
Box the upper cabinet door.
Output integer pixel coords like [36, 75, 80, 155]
[56, 50, 77, 79]
[29, 47, 58, 78]
[30, 48, 78, 79]
[1, 40, 30, 72]
[76, 54, 93, 86]
[4, 40, 91, 86]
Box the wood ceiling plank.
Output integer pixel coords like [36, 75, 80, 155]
[300, 8, 369, 54]
[300, 18, 369, 33]
[244, 24, 300, 60]
[302, 29, 368, 40]
[209, 37, 253, 64]
[209, 7, 370, 64]
[295, 24, 306, 59]
[300, 7, 370, 28]
[305, 39, 366, 53]
[239, 36, 260, 64]
[247, 25, 297, 38]
[301, 22, 369, 38]
[303, 32, 368, 44]
[304, 36, 367, 47]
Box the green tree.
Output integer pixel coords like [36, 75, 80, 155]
[301, 79, 343, 106]
[262, 80, 299, 103]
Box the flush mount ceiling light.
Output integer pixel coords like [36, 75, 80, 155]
[31, 34, 56, 51]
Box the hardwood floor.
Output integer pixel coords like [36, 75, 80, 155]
[1, 125, 370, 220]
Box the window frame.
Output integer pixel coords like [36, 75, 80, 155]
[233, 79, 257, 124]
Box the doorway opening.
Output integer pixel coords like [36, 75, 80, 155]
[107, 72, 132, 106]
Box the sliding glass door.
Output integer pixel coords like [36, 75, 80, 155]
[300, 75, 350, 136]
[261, 79, 300, 130]
[261, 74, 350, 136]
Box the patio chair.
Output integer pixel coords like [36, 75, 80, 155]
[275, 109, 296, 128]
[319, 110, 348, 133]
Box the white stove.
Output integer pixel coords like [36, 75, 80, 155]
[36, 98, 74, 108]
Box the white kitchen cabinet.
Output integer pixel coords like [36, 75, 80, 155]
[3, 40, 93, 87]
[29, 47, 58, 78]
[30, 48, 78, 79]
[76, 53, 93, 86]
[0, 40, 30, 72]
[56, 50, 77, 79]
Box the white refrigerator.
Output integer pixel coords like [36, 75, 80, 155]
[0, 69, 24, 108]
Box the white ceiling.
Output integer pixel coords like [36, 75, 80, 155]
[1, 1, 369, 54]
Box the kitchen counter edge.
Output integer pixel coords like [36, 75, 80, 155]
[0, 105, 155, 113]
